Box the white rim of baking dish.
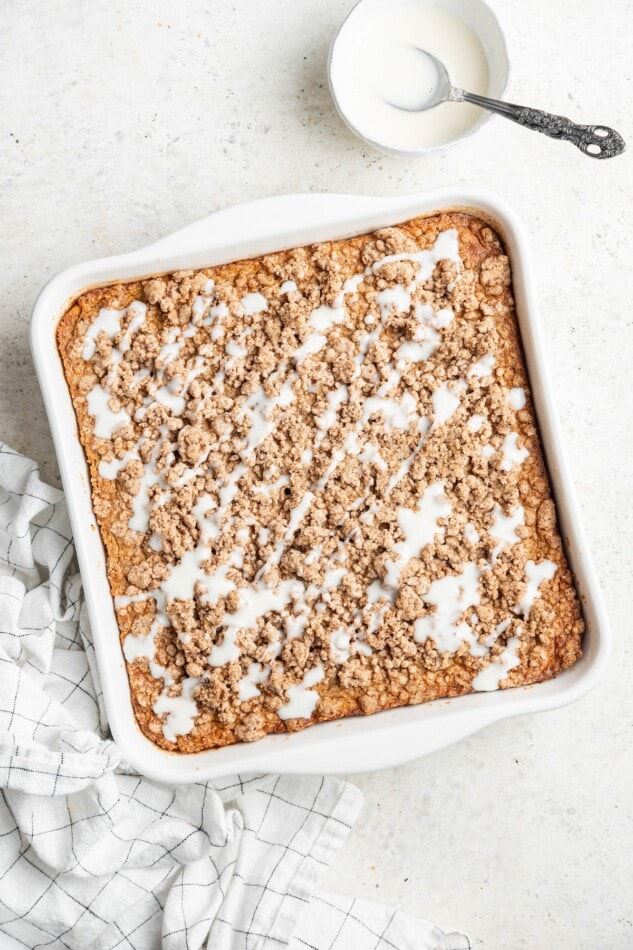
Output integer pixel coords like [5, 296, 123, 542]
[30, 189, 611, 783]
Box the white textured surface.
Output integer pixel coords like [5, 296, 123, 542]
[1, 1, 632, 947]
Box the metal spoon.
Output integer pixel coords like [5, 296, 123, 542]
[392, 49, 625, 159]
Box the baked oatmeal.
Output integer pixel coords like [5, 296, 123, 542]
[56, 212, 584, 752]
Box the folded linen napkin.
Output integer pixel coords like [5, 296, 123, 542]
[0, 442, 469, 950]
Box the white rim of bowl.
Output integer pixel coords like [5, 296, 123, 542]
[327, 0, 510, 156]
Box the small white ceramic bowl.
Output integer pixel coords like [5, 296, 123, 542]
[328, 0, 509, 156]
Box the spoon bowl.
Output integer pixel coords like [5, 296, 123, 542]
[387, 48, 452, 112]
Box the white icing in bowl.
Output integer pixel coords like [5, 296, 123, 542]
[328, 0, 509, 155]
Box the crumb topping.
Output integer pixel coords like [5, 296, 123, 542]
[57, 213, 584, 751]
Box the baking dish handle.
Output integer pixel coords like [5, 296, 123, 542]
[138, 192, 426, 267]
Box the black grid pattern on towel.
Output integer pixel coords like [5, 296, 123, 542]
[0, 441, 469, 950]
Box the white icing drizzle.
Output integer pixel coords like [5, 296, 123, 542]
[500, 432, 530, 471]
[368, 605, 387, 633]
[267, 544, 350, 653]
[122, 623, 172, 685]
[371, 229, 461, 284]
[82, 301, 147, 368]
[373, 482, 451, 599]
[357, 442, 388, 471]
[463, 522, 480, 544]
[285, 612, 308, 640]
[118, 590, 183, 727]
[359, 503, 378, 525]
[238, 661, 270, 701]
[155, 383, 186, 416]
[330, 627, 351, 664]
[472, 636, 522, 692]
[293, 332, 327, 364]
[225, 339, 248, 362]
[156, 320, 198, 371]
[362, 382, 418, 431]
[393, 303, 455, 368]
[489, 505, 525, 545]
[119, 302, 148, 353]
[376, 285, 411, 317]
[211, 576, 304, 668]
[508, 387, 526, 410]
[468, 352, 495, 378]
[386, 419, 432, 493]
[514, 560, 556, 617]
[315, 384, 348, 439]
[396, 339, 436, 363]
[292, 272, 365, 366]
[414, 562, 483, 653]
[191, 491, 218, 533]
[148, 533, 163, 552]
[155, 326, 181, 367]
[304, 545, 322, 567]
[252, 474, 290, 496]
[153, 678, 199, 743]
[431, 380, 466, 426]
[310, 302, 346, 333]
[467, 413, 485, 433]
[321, 566, 347, 598]
[115, 592, 151, 608]
[280, 280, 297, 294]
[88, 290, 224, 514]
[241, 292, 268, 315]
[240, 380, 295, 456]
[122, 630, 154, 664]
[495, 617, 512, 637]
[129, 427, 171, 533]
[277, 665, 324, 720]
[86, 385, 131, 439]
[342, 272, 365, 295]
[82, 308, 123, 360]
[98, 443, 141, 481]
[259, 493, 315, 575]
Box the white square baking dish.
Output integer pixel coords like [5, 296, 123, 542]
[30, 189, 610, 783]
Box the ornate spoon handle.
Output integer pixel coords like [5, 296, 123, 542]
[450, 89, 625, 159]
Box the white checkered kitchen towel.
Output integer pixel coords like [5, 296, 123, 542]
[0, 442, 469, 950]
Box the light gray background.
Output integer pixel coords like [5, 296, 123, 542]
[2, 1, 632, 947]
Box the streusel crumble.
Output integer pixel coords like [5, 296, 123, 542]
[57, 213, 584, 751]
